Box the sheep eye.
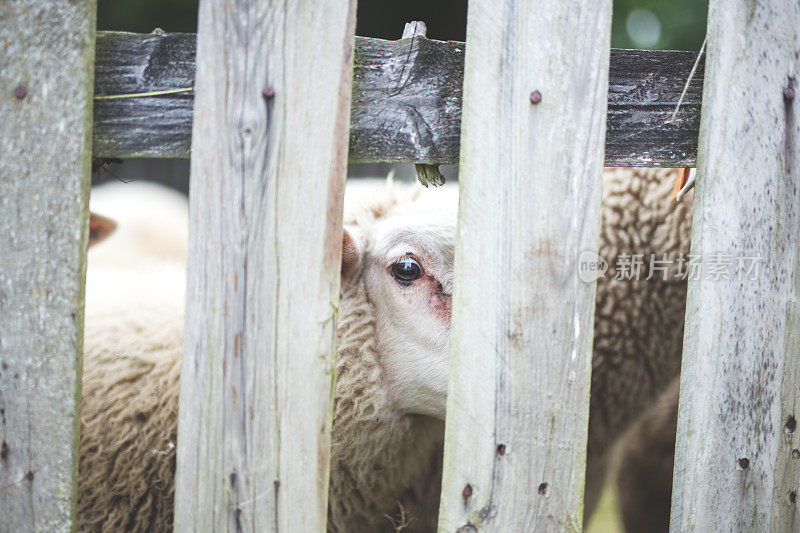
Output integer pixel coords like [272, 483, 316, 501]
[391, 256, 422, 284]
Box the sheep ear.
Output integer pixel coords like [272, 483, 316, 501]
[88, 212, 117, 247]
[341, 227, 361, 285]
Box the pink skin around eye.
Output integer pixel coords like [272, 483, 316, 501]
[423, 273, 451, 325]
[389, 254, 452, 325]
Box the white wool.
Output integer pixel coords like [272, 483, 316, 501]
[80, 178, 454, 531]
[88, 181, 189, 268]
[79, 169, 692, 531]
[343, 181, 457, 419]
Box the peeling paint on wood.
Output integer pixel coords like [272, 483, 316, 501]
[92, 31, 703, 166]
[438, 0, 611, 530]
[172, 0, 356, 531]
[0, 1, 96, 531]
[670, 0, 800, 530]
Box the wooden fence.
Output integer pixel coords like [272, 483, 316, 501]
[0, 0, 798, 531]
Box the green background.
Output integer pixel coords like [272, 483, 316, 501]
[98, 0, 707, 51]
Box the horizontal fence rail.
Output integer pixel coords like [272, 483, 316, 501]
[94, 31, 704, 166]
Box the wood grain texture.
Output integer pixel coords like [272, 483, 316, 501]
[173, 0, 356, 531]
[94, 32, 195, 159]
[0, 1, 95, 531]
[438, 1, 611, 531]
[92, 31, 703, 166]
[670, 0, 800, 531]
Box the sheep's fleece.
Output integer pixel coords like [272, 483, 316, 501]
[78, 168, 692, 532]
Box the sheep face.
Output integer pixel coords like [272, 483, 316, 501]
[343, 184, 457, 420]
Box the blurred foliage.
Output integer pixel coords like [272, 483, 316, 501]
[99, 0, 706, 51]
[612, 0, 707, 50]
[97, 0, 198, 34]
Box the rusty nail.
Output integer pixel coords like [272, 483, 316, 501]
[262, 85, 275, 99]
[13, 85, 27, 100]
[738, 458, 750, 469]
[791, 491, 797, 504]
[538, 482, 548, 495]
[496, 443, 506, 456]
[792, 449, 800, 459]
[462, 483, 473, 502]
[787, 415, 797, 433]
[784, 87, 795, 101]
[529, 90, 542, 104]
[26, 470, 34, 481]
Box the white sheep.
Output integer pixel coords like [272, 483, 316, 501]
[87, 180, 189, 267]
[77, 169, 692, 531]
[78, 181, 455, 531]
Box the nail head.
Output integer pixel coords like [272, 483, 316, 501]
[262, 85, 275, 99]
[13, 86, 27, 100]
[784, 87, 795, 101]
[530, 90, 542, 104]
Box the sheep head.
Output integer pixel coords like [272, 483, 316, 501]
[342, 182, 457, 420]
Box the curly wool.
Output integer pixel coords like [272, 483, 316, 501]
[328, 280, 443, 532]
[77, 168, 693, 531]
[77, 184, 443, 532]
[77, 263, 184, 532]
[584, 167, 692, 517]
[77, 270, 442, 533]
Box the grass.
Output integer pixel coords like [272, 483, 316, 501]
[585, 486, 624, 533]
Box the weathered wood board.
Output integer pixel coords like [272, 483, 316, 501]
[439, 0, 611, 530]
[93, 31, 703, 166]
[670, 0, 800, 530]
[0, 1, 96, 531]
[173, 0, 356, 531]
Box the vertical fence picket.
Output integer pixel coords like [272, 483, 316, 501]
[0, 1, 96, 531]
[670, 0, 800, 530]
[439, 1, 612, 531]
[173, 0, 356, 531]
